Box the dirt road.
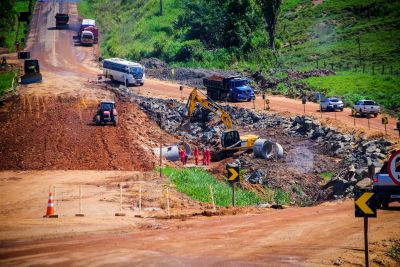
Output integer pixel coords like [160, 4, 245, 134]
[0, 1, 399, 267]
[1, 200, 399, 266]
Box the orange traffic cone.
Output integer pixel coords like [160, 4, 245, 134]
[44, 192, 58, 218]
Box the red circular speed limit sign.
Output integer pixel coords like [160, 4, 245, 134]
[387, 150, 400, 186]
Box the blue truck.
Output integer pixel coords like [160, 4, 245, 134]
[203, 76, 255, 102]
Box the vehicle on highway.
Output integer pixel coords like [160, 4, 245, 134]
[373, 161, 400, 208]
[103, 58, 145, 86]
[78, 19, 98, 44]
[55, 13, 69, 28]
[80, 30, 94, 46]
[320, 97, 344, 111]
[353, 100, 380, 117]
[203, 75, 255, 102]
[93, 100, 118, 126]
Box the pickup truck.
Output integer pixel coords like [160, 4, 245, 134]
[353, 100, 380, 117]
[373, 161, 400, 208]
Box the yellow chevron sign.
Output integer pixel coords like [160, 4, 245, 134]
[226, 165, 240, 183]
[382, 117, 388, 125]
[355, 191, 377, 217]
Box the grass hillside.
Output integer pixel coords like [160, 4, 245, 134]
[78, 0, 400, 113]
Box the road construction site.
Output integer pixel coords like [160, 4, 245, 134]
[0, 1, 399, 266]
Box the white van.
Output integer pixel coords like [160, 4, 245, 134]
[103, 58, 145, 86]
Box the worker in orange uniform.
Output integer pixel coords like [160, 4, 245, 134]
[193, 145, 199, 165]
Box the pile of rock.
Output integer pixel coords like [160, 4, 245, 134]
[118, 89, 394, 200]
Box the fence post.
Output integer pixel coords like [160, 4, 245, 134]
[362, 64, 365, 73]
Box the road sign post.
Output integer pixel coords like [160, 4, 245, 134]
[355, 189, 377, 267]
[352, 109, 356, 126]
[367, 113, 370, 129]
[381, 116, 388, 136]
[226, 164, 240, 207]
[387, 150, 400, 186]
[302, 97, 306, 114]
[179, 85, 183, 101]
[262, 94, 266, 110]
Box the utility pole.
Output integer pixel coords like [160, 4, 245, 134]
[159, 0, 163, 16]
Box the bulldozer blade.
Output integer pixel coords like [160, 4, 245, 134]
[21, 74, 42, 84]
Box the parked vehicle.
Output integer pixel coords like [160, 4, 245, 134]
[80, 26, 98, 43]
[103, 58, 145, 86]
[353, 100, 380, 117]
[320, 97, 344, 111]
[93, 101, 118, 126]
[373, 161, 400, 208]
[203, 75, 255, 102]
[80, 30, 94, 46]
[20, 59, 42, 84]
[55, 13, 69, 28]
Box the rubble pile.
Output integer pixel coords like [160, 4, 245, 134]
[109, 82, 394, 203]
[140, 58, 238, 88]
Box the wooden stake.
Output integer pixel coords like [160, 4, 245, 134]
[166, 187, 170, 217]
[115, 184, 125, 216]
[76, 184, 84, 217]
[139, 184, 142, 216]
[209, 185, 216, 212]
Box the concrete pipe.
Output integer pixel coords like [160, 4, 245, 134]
[164, 146, 180, 162]
[253, 139, 284, 159]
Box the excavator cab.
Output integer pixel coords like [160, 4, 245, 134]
[221, 130, 241, 149]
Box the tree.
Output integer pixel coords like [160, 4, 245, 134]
[0, 0, 16, 47]
[256, 0, 281, 51]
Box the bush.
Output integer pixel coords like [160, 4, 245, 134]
[175, 39, 205, 62]
[163, 40, 182, 62]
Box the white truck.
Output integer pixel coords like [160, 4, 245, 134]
[103, 58, 145, 86]
[353, 100, 380, 117]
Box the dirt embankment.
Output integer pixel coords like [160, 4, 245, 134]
[0, 91, 176, 171]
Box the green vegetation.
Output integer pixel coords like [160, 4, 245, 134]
[162, 167, 261, 206]
[320, 171, 334, 182]
[387, 239, 400, 264]
[274, 188, 290, 205]
[0, 71, 17, 95]
[78, 0, 400, 111]
[304, 72, 400, 111]
[0, 0, 34, 51]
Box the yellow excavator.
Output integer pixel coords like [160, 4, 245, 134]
[186, 88, 259, 160]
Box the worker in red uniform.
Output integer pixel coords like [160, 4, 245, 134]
[204, 147, 208, 165]
[204, 147, 210, 166]
[179, 148, 185, 166]
[202, 147, 206, 165]
[193, 145, 199, 165]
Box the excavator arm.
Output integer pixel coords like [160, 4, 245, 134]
[186, 88, 233, 129]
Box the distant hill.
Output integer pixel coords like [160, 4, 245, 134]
[78, 0, 400, 113]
